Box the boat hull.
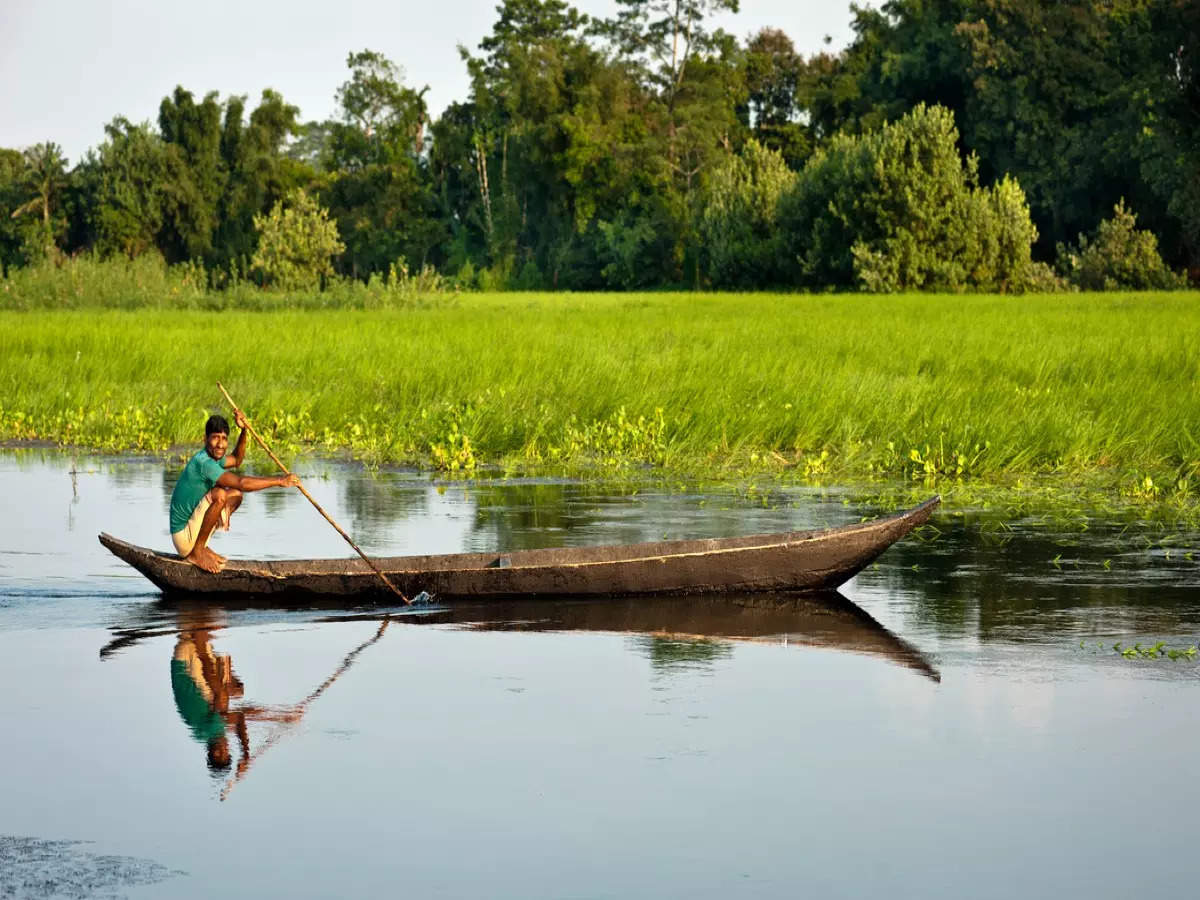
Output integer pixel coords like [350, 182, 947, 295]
[99, 496, 939, 601]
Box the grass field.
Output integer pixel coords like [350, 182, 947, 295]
[2, 290, 1199, 513]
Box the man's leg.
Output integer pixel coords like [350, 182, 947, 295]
[210, 489, 242, 561]
[185, 488, 232, 572]
[222, 489, 243, 528]
[203, 489, 244, 564]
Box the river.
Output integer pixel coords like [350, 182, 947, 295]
[1, 450, 1197, 898]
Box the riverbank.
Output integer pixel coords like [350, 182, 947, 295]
[3, 291, 1198, 517]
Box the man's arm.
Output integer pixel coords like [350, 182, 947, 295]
[224, 409, 249, 468]
[216, 471, 300, 492]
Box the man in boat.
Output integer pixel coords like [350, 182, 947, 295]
[168, 412, 300, 572]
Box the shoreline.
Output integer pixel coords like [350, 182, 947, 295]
[4, 439, 1197, 527]
[3, 294, 1197, 524]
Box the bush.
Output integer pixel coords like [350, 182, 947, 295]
[250, 189, 345, 290]
[511, 258, 545, 290]
[698, 140, 797, 288]
[0, 252, 209, 309]
[1056, 200, 1187, 290]
[0, 253, 463, 310]
[778, 104, 1043, 292]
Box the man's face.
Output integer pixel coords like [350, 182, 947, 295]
[205, 430, 229, 461]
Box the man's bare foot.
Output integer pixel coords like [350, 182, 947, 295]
[185, 546, 225, 573]
[210, 549, 228, 564]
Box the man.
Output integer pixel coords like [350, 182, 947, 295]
[169, 411, 299, 572]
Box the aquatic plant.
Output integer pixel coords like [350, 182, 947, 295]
[1, 289, 1199, 522]
[1108, 641, 1198, 661]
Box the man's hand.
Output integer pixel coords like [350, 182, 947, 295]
[234, 408, 248, 430]
[281, 473, 301, 488]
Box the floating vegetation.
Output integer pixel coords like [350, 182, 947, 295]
[1079, 640, 1199, 661]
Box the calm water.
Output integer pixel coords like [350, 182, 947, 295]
[1, 450, 1198, 899]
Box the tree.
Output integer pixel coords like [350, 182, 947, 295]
[250, 189, 344, 289]
[216, 89, 305, 268]
[448, 0, 672, 287]
[601, 0, 739, 98]
[11, 142, 68, 227]
[331, 50, 429, 168]
[85, 118, 172, 258]
[742, 28, 810, 167]
[698, 139, 795, 287]
[152, 86, 304, 268]
[1056, 199, 1186, 290]
[314, 50, 444, 279]
[597, 0, 747, 283]
[803, 0, 1194, 269]
[9, 142, 69, 260]
[156, 87, 225, 262]
[1137, 0, 1200, 271]
[778, 104, 1042, 292]
[323, 161, 445, 278]
[952, 1, 1146, 255]
[0, 148, 27, 271]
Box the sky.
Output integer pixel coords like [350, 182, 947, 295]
[1, 0, 859, 165]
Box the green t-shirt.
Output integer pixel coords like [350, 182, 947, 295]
[170, 658, 226, 744]
[169, 449, 227, 533]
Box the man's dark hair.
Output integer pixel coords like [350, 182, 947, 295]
[205, 414, 230, 438]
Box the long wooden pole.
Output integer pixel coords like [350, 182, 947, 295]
[216, 382, 411, 605]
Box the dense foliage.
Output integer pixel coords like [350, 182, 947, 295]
[250, 189, 345, 290]
[0, 0, 1195, 291]
[1057, 201, 1188, 291]
[778, 104, 1046, 292]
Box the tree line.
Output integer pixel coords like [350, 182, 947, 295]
[2, 0, 1196, 292]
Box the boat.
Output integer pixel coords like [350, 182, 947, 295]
[98, 495, 939, 601]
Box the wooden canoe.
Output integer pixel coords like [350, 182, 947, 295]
[98, 495, 939, 601]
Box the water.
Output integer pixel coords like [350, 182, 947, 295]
[1, 450, 1198, 898]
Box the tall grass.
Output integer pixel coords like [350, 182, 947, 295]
[2, 288, 1199, 505]
[0, 253, 454, 310]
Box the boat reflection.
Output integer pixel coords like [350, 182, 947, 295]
[98, 591, 937, 796]
[102, 589, 939, 683]
[420, 592, 940, 682]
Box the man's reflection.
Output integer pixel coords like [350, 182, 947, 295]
[171, 622, 244, 772]
[169, 614, 299, 776]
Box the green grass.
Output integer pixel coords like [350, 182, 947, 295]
[2, 286, 1199, 516]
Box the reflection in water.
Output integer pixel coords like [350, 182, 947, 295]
[872, 520, 1200, 643]
[217, 616, 391, 801]
[169, 611, 303, 781]
[171, 617, 243, 772]
[636, 636, 734, 673]
[101, 607, 395, 799]
[439, 592, 940, 681]
[100, 591, 938, 797]
[107, 590, 938, 685]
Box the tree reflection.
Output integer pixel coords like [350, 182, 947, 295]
[633, 635, 733, 672]
[864, 514, 1200, 641]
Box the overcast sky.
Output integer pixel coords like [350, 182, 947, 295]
[1, 1, 859, 164]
